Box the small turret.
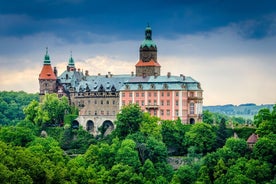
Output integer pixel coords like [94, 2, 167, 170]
[67, 51, 75, 71]
[38, 47, 57, 96]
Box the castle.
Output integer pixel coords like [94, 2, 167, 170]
[39, 26, 203, 135]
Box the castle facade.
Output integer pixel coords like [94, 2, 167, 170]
[39, 26, 203, 135]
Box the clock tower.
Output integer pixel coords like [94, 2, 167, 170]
[135, 25, 161, 77]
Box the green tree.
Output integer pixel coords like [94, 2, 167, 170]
[171, 165, 196, 184]
[140, 113, 162, 141]
[114, 104, 144, 139]
[24, 94, 70, 127]
[115, 139, 141, 170]
[254, 108, 271, 127]
[215, 118, 228, 149]
[203, 110, 214, 124]
[185, 123, 216, 154]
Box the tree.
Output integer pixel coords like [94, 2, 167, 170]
[140, 113, 162, 141]
[203, 110, 214, 124]
[184, 123, 216, 154]
[24, 94, 71, 127]
[115, 139, 141, 170]
[114, 104, 144, 139]
[171, 165, 196, 184]
[254, 108, 271, 127]
[215, 118, 228, 149]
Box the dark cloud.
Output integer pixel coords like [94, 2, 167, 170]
[1, 0, 276, 42]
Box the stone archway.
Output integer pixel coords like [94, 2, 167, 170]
[72, 120, 79, 129]
[101, 120, 114, 136]
[189, 118, 195, 125]
[86, 120, 94, 133]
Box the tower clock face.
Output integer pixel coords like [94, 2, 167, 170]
[142, 53, 152, 62]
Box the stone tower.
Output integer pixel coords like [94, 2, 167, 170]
[135, 25, 161, 77]
[38, 48, 57, 96]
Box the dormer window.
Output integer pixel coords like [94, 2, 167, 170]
[163, 83, 168, 90]
[150, 83, 155, 89]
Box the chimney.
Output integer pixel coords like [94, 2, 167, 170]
[154, 72, 158, 79]
[98, 73, 101, 76]
[131, 71, 134, 76]
[85, 70, 89, 76]
[108, 71, 111, 78]
[53, 67, 58, 77]
[167, 72, 171, 78]
[67, 65, 69, 72]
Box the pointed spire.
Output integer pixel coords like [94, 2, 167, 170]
[141, 24, 156, 48]
[68, 51, 75, 68]
[44, 47, 51, 65]
[145, 24, 152, 40]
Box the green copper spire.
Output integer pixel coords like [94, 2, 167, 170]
[68, 51, 75, 67]
[141, 25, 156, 48]
[44, 47, 51, 65]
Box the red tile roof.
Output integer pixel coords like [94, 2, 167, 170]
[135, 59, 161, 67]
[247, 133, 259, 144]
[39, 65, 57, 80]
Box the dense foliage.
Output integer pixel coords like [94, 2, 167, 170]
[0, 91, 39, 125]
[0, 92, 275, 183]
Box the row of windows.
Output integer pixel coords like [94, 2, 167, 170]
[147, 109, 188, 116]
[122, 100, 187, 106]
[83, 100, 117, 105]
[87, 110, 116, 116]
[122, 91, 181, 98]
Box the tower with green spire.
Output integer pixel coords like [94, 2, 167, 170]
[38, 47, 57, 96]
[67, 51, 75, 71]
[136, 25, 161, 77]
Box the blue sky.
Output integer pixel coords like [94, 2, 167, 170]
[0, 0, 275, 105]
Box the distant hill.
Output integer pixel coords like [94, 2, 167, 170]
[203, 103, 274, 119]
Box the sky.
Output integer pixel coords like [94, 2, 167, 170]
[0, 0, 276, 105]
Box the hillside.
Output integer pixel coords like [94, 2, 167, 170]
[203, 103, 274, 119]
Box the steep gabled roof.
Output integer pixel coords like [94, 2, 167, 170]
[39, 65, 57, 80]
[135, 59, 161, 67]
[247, 133, 259, 144]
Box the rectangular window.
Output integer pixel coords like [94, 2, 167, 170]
[136, 101, 139, 105]
[190, 103, 195, 114]
[176, 100, 179, 106]
[107, 111, 109, 115]
[154, 100, 157, 105]
[106, 100, 109, 104]
[136, 93, 139, 97]
[161, 92, 164, 97]
[176, 92, 179, 96]
[122, 100, 125, 105]
[166, 110, 170, 116]
[101, 110, 104, 115]
[167, 92, 170, 96]
[122, 92, 125, 97]
[154, 110, 157, 116]
[154, 92, 157, 97]
[101, 100, 103, 104]
[113, 100, 115, 105]
[148, 100, 151, 105]
[167, 100, 170, 106]
[141, 101, 144, 106]
[161, 110, 164, 116]
[161, 100, 164, 106]
[142, 92, 144, 97]
[94, 111, 97, 115]
[94, 100, 97, 104]
[129, 92, 132, 97]
[148, 92, 151, 97]
[175, 110, 179, 116]
[113, 111, 115, 115]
